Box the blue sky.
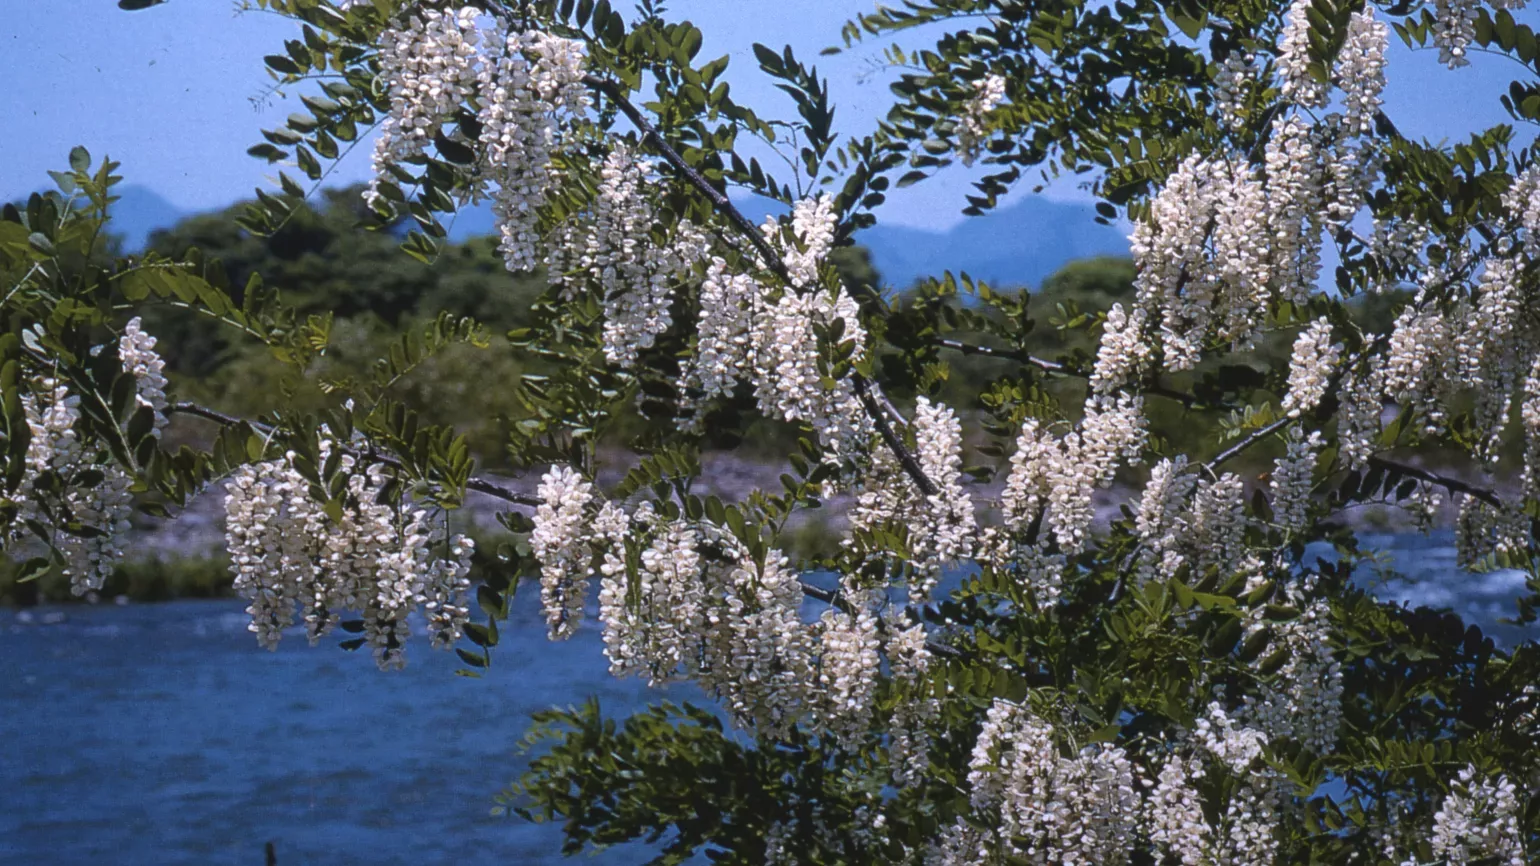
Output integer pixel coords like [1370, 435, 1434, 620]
[2, 1, 1532, 231]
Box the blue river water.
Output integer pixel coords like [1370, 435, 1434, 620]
[1, 530, 1535, 865]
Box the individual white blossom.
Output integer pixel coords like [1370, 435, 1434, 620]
[1430, 765, 1526, 866]
[957, 74, 1006, 166]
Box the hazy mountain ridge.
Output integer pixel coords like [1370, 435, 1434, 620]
[61, 185, 1133, 289]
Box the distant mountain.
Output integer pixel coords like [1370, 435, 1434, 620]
[26, 183, 1129, 287]
[854, 197, 1131, 290]
[104, 186, 188, 252]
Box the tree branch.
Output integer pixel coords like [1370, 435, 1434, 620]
[1366, 455, 1504, 508]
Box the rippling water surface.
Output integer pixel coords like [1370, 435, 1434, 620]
[2, 531, 1535, 865]
[1, 586, 701, 866]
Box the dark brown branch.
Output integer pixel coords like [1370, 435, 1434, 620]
[1205, 415, 1293, 473]
[853, 375, 938, 497]
[1366, 455, 1504, 508]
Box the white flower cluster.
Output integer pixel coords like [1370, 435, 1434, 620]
[223, 440, 474, 670]
[907, 398, 977, 599]
[1382, 305, 1453, 433]
[1430, 765, 1526, 866]
[366, 7, 485, 207]
[1133, 456, 1196, 584]
[887, 623, 937, 784]
[1240, 591, 1344, 755]
[1003, 395, 1146, 554]
[548, 145, 709, 368]
[1264, 117, 1326, 304]
[1456, 494, 1530, 570]
[531, 465, 594, 640]
[1132, 153, 1271, 370]
[588, 503, 825, 735]
[1431, 0, 1480, 67]
[479, 29, 589, 272]
[118, 316, 169, 436]
[816, 588, 883, 744]
[1269, 427, 1322, 534]
[965, 699, 1139, 864]
[1504, 166, 1540, 240]
[1276, 0, 1328, 108]
[1524, 354, 1540, 497]
[957, 74, 1006, 166]
[780, 194, 837, 288]
[9, 320, 175, 596]
[1212, 52, 1254, 131]
[678, 197, 872, 460]
[1144, 755, 1210, 866]
[1189, 472, 1248, 577]
[1281, 318, 1341, 417]
[1090, 303, 1152, 394]
[365, 8, 589, 272]
[1337, 8, 1388, 136]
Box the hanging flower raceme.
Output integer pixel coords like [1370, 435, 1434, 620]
[1276, 0, 1328, 108]
[223, 437, 474, 670]
[531, 464, 595, 640]
[1430, 766, 1527, 866]
[547, 145, 709, 368]
[1282, 318, 1341, 418]
[965, 699, 1140, 864]
[1269, 427, 1323, 534]
[366, 7, 485, 208]
[957, 73, 1007, 166]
